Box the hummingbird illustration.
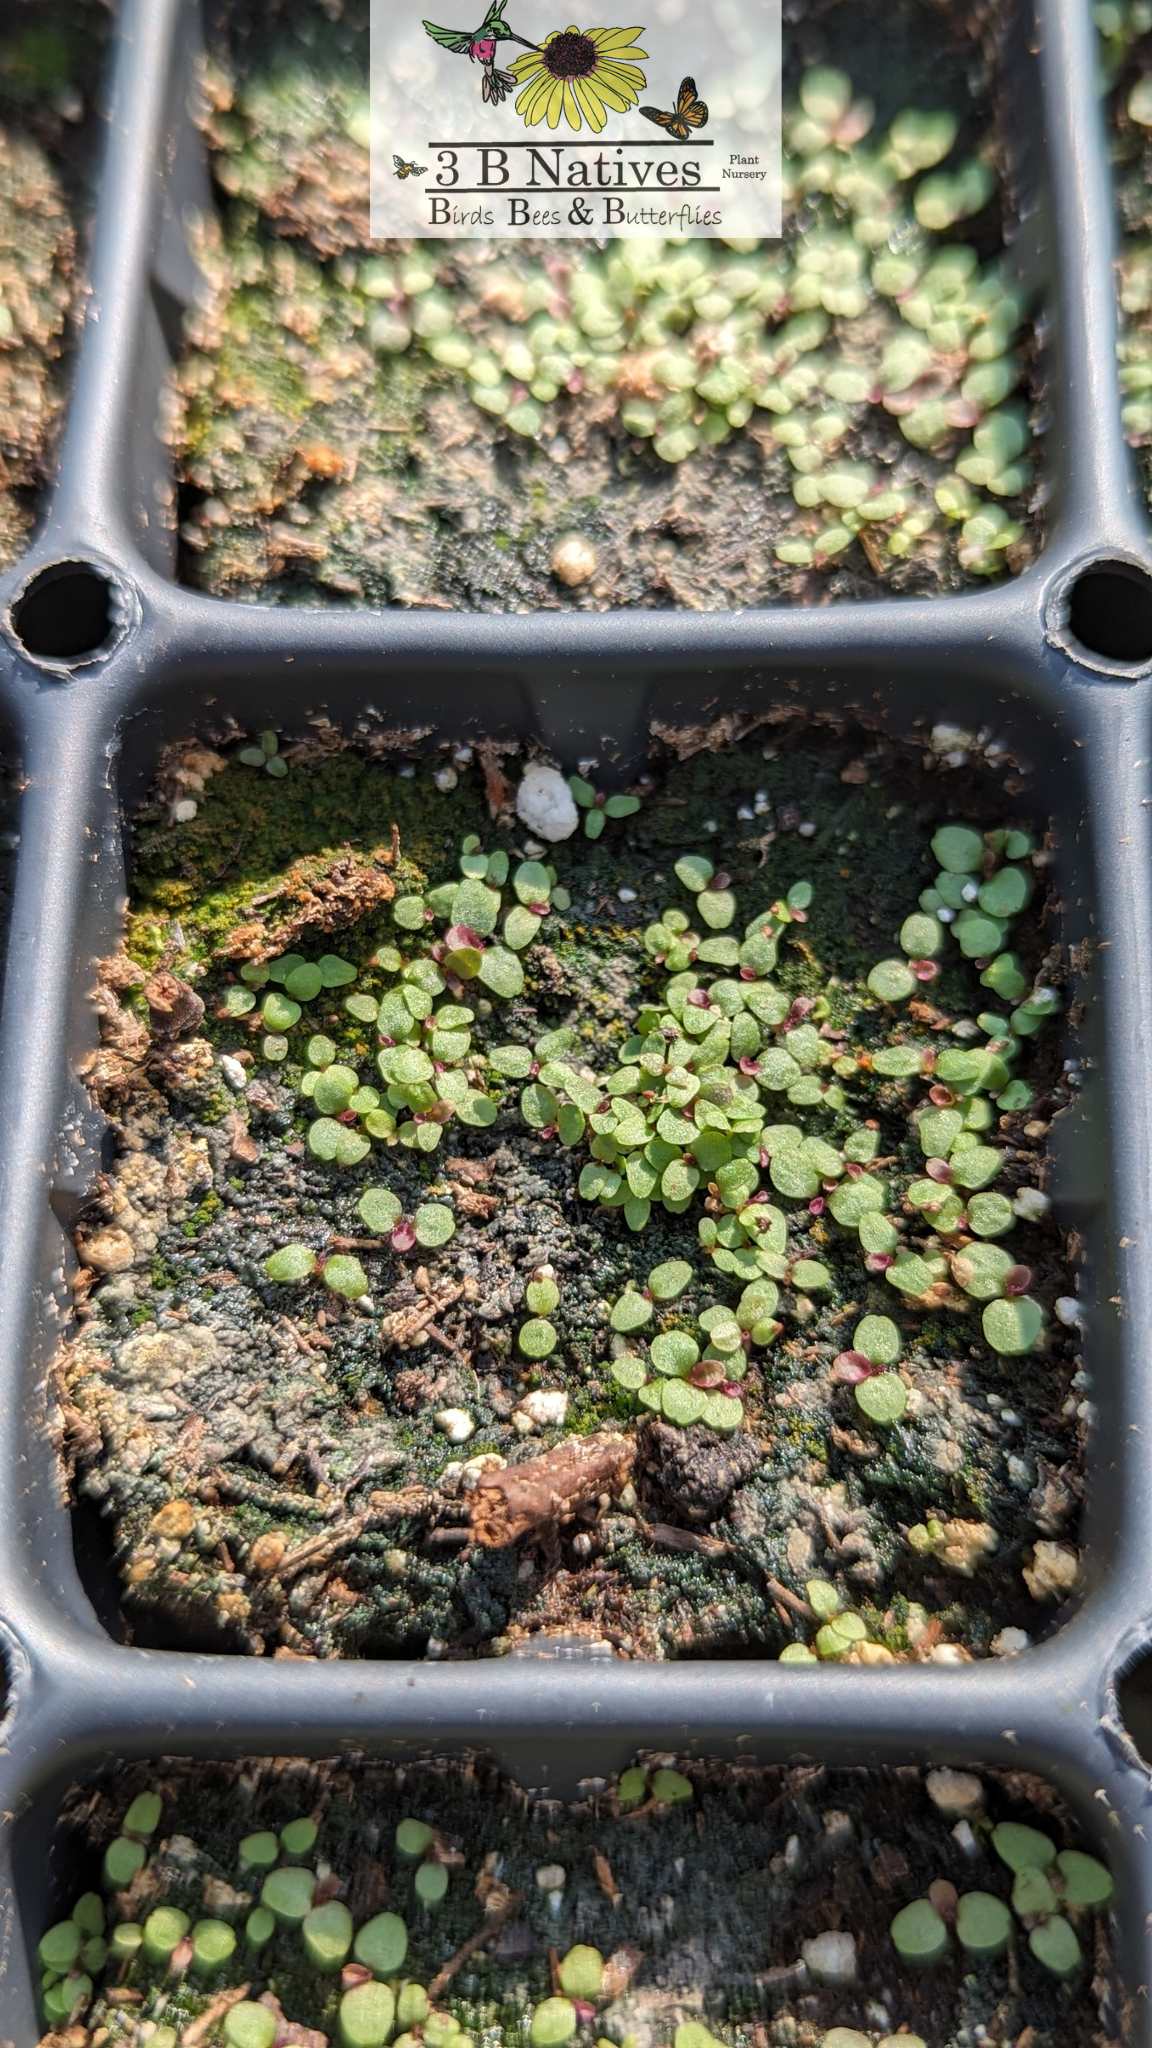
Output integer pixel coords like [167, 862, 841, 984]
[423, 0, 537, 105]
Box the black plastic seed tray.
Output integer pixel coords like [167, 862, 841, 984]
[4, 0, 1152, 2037]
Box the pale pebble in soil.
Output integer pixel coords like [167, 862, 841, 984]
[516, 763, 580, 842]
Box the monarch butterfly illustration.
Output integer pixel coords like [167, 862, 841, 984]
[393, 154, 429, 179]
[639, 75, 708, 140]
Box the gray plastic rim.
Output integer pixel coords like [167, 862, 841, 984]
[0, 0, 1152, 2036]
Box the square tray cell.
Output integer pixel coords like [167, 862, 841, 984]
[166, 0, 1048, 610]
[2, 644, 1115, 1683]
[13, 1752, 1121, 2048]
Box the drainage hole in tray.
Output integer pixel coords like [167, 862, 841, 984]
[1065, 560, 1152, 664]
[11, 561, 114, 662]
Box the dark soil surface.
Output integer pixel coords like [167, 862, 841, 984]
[45, 1753, 1115, 2048]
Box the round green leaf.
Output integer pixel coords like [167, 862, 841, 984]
[415, 1862, 449, 1905]
[518, 1317, 558, 1358]
[1029, 1916, 1081, 1979]
[521, 1081, 559, 1129]
[991, 1821, 1056, 1872]
[303, 1900, 354, 1972]
[854, 1373, 907, 1424]
[324, 1255, 369, 1300]
[491, 1044, 534, 1078]
[900, 912, 943, 959]
[661, 1378, 708, 1425]
[262, 992, 301, 1031]
[867, 958, 917, 1002]
[354, 1911, 410, 1977]
[285, 963, 323, 1001]
[931, 824, 983, 873]
[225, 2003, 278, 2048]
[648, 1259, 693, 1300]
[982, 1296, 1043, 1354]
[265, 1244, 317, 1283]
[558, 1946, 604, 1999]
[479, 947, 524, 998]
[650, 1330, 700, 1376]
[307, 1033, 338, 1068]
[307, 1118, 342, 1161]
[612, 1356, 648, 1391]
[505, 905, 542, 950]
[395, 1820, 433, 1860]
[319, 954, 357, 987]
[530, 1999, 577, 2048]
[890, 1898, 948, 1963]
[262, 1867, 317, 1925]
[611, 1292, 653, 1332]
[967, 1191, 1016, 1237]
[871, 1045, 924, 1077]
[854, 1314, 901, 1365]
[1056, 1850, 1113, 1906]
[674, 855, 714, 893]
[414, 1203, 456, 1247]
[978, 865, 1031, 917]
[313, 1064, 360, 1115]
[698, 889, 736, 930]
[701, 1392, 743, 1432]
[955, 1891, 1011, 1958]
[340, 1982, 397, 2048]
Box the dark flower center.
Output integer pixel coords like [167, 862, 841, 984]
[543, 31, 597, 78]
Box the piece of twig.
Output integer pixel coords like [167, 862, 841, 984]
[182, 1985, 252, 2046]
[764, 1577, 816, 1621]
[427, 1890, 523, 2000]
[470, 1433, 634, 1548]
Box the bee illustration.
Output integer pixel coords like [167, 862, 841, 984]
[639, 75, 708, 141]
[393, 154, 430, 179]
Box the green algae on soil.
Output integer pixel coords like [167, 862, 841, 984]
[56, 727, 1084, 1665]
[171, 0, 1042, 610]
[43, 1753, 1114, 2048]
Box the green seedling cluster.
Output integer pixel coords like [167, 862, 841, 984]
[328, 68, 1030, 574]
[890, 1817, 1113, 1981]
[39, 1791, 466, 2042]
[175, 14, 1036, 603]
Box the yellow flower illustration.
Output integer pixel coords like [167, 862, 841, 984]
[512, 24, 647, 133]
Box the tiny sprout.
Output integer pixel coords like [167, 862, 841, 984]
[225, 2003, 278, 2048]
[262, 1867, 317, 1925]
[558, 1946, 604, 1998]
[265, 1244, 317, 1284]
[396, 1818, 435, 1860]
[991, 1820, 1056, 1872]
[651, 1767, 693, 1804]
[414, 1861, 449, 1906]
[413, 1202, 456, 1248]
[103, 1837, 146, 1889]
[281, 1816, 318, 1860]
[617, 1768, 647, 1806]
[1029, 1915, 1082, 1978]
[890, 1896, 948, 1963]
[323, 1255, 369, 1301]
[955, 1890, 1011, 1957]
[339, 1981, 397, 2048]
[238, 1830, 280, 1873]
[530, 1998, 578, 2048]
[518, 1317, 558, 1359]
[123, 1790, 163, 1838]
[354, 1909, 410, 1977]
[360, 1187, 402, 1233]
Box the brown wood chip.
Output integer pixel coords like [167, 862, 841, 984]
[469, 1433, 635, 1548]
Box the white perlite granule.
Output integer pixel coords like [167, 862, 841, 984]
[516, 762, 579, 842]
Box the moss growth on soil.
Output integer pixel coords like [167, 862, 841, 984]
[56, 726, 1084, 1665]
[41, 1754, 1114, 2048]
[171, 0, 1041, 609]
[0, 0, 111, 566]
